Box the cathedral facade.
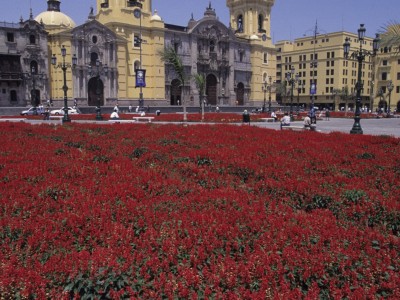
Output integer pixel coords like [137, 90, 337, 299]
[0, 0, 276, 107]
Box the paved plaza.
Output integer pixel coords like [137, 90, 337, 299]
[255, 117, 400, 137]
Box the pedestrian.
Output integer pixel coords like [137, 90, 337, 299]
[113, 103, 119, 113]
[280, 112, 291, 130]
[128, 105, 132, 113]
[304, 114, 311, 129]
[325, 109, 330, 121]
[110, 109, 120, 120]
[271, 110, 277, 122]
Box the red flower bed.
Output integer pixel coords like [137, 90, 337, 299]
[0, 123, 399, 299]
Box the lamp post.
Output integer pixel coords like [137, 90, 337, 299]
[262, 76, 273, 113]
[286, 66, 298, 118]
[297, 81, 304, 113]
[89, 59, 108, 121]
[343, 25, 380, 134]
[128, 0, 145, 108]
[262, 80, 267, 113]
[387, 80, 394, 117]
[51, 45, 77, 123]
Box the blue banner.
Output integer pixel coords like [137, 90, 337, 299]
[135, 69, 146, 88]
[310, 83, 316, 95]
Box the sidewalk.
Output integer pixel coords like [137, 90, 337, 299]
[255, 117, 400, 137]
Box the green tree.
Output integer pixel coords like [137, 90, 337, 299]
[193, 73, 206, 121]
[158, 46, 188, 121]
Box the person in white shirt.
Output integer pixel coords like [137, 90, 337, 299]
[304, 115, 311, 129]
[110, 109, 119, 120]
[280, 112, 291, 129]
[271, 111, 277, 122]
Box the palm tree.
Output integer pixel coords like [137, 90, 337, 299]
[158, 46, 188, 121]
[378, 21, 400, 50]
[339, 86, 351, 116]
[193, 73, 206, 121]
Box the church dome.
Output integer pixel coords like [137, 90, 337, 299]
[150, 9, 162, 21]
[34, 0, 76, 29]
[35, 11, 76, 28]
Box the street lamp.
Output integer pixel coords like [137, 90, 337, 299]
[387, 80, 394, 117]
[297, 81, 304, 113]
[128, 0, 145, 108]
[51, 45, 77, 123]
[89, 59, 108, 121]
[343, 25, 380, 134]
[262, 76, 273, 113]
[286, 66, 298, 118]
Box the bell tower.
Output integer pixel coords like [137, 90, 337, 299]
[226, 0, 274, 41]
[226, 0, 276, 107]
[96, 0, 152, 24]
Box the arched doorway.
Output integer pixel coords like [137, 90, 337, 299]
[378, 100, 387, 113]
[31, 89, 40, 106]
[236, 82, 245, 105]
[170, 79, 182, 105]
[88, 77, 104, 106]
[206, 74, 217, 105]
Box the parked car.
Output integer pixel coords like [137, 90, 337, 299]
[50, 107, 79, 115]
[20, 107, 44, 116]
[251, 108, 263, 113]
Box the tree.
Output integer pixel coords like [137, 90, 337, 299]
[193, 73, 206, 121]
[338, 85, 352, 116]
[378, 21, 400, 51]
[158, 46, 188, 121]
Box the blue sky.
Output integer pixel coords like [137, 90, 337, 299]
[2, 0, 399, 42]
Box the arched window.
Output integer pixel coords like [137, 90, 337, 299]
[209, 40, 215, 52]
[258, 14, 265, 33]
[30, 61, 38, 74]
[237, 15, 243, 33]
[90, 52, 99, 66]
[29, 34, 36, 44]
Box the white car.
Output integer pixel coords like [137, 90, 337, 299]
[50, 107, 79, 115]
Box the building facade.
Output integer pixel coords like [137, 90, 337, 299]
[276, 31, 375, 111]
[374, 44, 400, 113]
[25, 0, 276, 108]
[0, 14, 49, 107]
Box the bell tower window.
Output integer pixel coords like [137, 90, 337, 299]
[237, 15, 244, 33]
[258, 14, 266, 33]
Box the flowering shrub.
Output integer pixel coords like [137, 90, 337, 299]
[0, 123, 399, 299]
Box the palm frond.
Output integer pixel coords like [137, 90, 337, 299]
[158, 46, 185, 85]
[378, 20, 400, 50]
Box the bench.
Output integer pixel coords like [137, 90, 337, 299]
[49, 115, 63, 120]
[132, 116, 154, 123]
[281, 125, 307, 131]
[0, 118, 26, 122]
[108, 119, 136, 124]
[260, 118, 275, 122]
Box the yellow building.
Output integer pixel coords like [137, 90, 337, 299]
[34, 0, 277, 108]
[276, 30, 374, 111]
[374, 45, 400, 113]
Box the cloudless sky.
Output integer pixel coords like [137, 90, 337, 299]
[2, 0, 399, 42]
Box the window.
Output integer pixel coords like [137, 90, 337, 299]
[29, 35, 36, 44]
[331, 61, 335, 66]
[237, 15, 244, 33]
[327, 61, 330, 67]
[263, 53, 268, 64]
[397, 73, 400, 80]
[277, 56, 281, 61]
[382, 72, 387, 80]
[7, 32, 14, 42]
[258, 14, 265, 33]
[331, 69, 334, 75]
[383, 60, 388, 66]
[133, 34, 140, 48]
[330, 78, 334, 84]
[326, 78, 329, 84]
[327, 52, 330, 59]
[326, 70, 330, 76]
[331, 51, 335, 58]
[396, 86, 400, 94]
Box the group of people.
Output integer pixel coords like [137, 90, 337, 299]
[279, 107, 318, 130]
